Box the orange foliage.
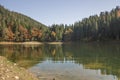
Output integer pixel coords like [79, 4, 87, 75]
[19, 25, 28, 34]
[18, 25, 30, 39]
[31, 27, 42, 38]
[117, 10, 120, 18]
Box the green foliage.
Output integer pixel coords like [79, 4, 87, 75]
[72, 6, 120, 41]
[0, 5, 120, 42]
[0, 5, 48, 42]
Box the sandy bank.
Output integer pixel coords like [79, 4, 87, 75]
[45, 42, 63, 44]
[0, 42, 43, 45]
[0, 41, 63, 45]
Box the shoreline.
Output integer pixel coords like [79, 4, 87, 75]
[0, 41, 63, 45]
[0, 40, 120, 45]
[0, 56, 38, 80]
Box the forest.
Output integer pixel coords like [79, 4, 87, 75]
[0, 5, 120, 42]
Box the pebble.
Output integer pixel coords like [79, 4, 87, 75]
[6, 69, 9, 72]
[14, 63, 17, 66]
[10, 66, 13, 69]
[1, 64, 3, 66]
[1, 77, 5, 80]
[14, 76, 19, 80]
[7, 75, 9, 78]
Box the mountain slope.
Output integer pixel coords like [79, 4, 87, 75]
[0, 5, 48, 41]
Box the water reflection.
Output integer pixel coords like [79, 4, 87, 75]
[0, 42, 120, 80]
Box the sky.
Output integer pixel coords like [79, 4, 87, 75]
[0, 0, 120, 26]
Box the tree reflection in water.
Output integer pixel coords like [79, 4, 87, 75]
[0, 42, 120, 79]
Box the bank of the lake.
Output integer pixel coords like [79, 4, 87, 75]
[0, 41, 63, 45]
[0, 40, 120, 45]
[0, 56, 38, 80]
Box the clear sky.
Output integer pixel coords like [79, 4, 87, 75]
[0, 0, 120, 26]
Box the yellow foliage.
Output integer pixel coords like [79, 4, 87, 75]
[51, 31, 56, 37]
[68, 28, 73, 33]
[64, 28, 73, 35]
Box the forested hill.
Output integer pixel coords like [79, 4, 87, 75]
[0, 5, 120, 42]
[50, 6, 120, 42]
[0, 5, 48, 42]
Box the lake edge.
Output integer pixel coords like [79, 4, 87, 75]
[0, 41, 63, 45]
[0, 56, 39, 80]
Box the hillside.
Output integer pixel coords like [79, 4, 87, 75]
[0, 5, 48, 42]
[0, 5, 120, 42]
[49, 6, 120, 41]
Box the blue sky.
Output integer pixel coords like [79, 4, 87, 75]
[0, 0, 120, 26]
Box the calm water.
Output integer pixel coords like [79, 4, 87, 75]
[0, 42, 120, 80]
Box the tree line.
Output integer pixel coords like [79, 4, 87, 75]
[0, 5, 120, 42]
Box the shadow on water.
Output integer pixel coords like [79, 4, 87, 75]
[0, 42, 120, 80]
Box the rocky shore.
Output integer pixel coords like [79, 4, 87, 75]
[0, 56, 38, 80]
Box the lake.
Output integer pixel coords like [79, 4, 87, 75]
[0, 42, 120, 80]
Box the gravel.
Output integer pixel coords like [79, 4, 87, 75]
[0, 56, 39, 80]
